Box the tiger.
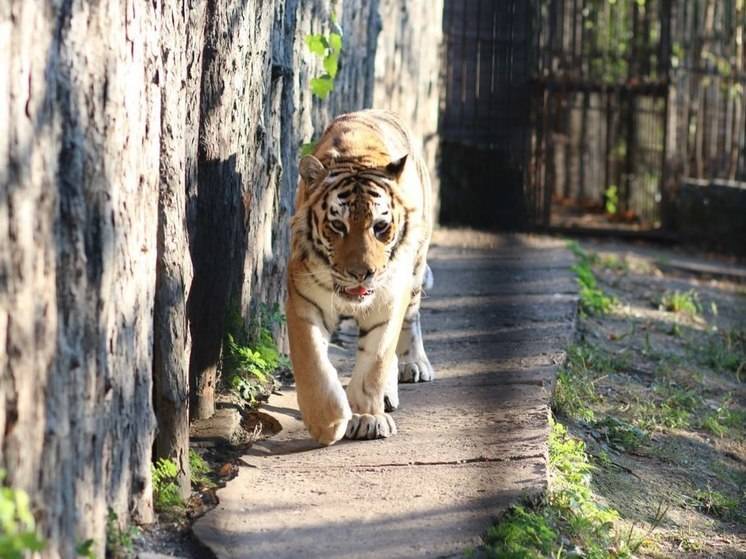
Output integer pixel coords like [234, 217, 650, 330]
[286, 109, 434, 446]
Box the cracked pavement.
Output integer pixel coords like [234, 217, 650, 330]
[192, 233, 578, 558]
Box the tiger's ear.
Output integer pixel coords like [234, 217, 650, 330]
[385, 154, 408, 180]
[299, 155, 327, 186]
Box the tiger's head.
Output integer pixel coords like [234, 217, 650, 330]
[294, 153, 411, 302]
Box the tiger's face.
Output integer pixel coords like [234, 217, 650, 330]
[298, 154, 409, 302]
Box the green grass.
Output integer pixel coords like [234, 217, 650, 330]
[659, 290, 701, 317]
[567, 241, 616, 316]
[189, 449, 215, 489]
[597, 253, 629, 273]
[553, 342, 629, 422]
[634, 381, 703, 431]
[691, 487, 739, 520]
[483, 421, 657, 559]
[698, 329, 746, 379]
[105, 510, 139, 559]
[0, 470, 45, 559]
[594, 416, 649, 451]
[151, 458, 184, 512]
[483, 506, 556, 558]
[701, 398, 746, 438]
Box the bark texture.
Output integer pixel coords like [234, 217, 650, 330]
[0, 1, 444, 556]
[373, 0, 443, 220]
[2, 1, 160, 557]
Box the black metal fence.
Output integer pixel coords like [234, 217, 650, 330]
[439, 0, 746, 232]
[529, 0, 672, 229]
[439, 0, 534, 229]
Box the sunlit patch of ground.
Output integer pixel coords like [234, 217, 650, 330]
[567, 240, 745, 558]
[480, 238, 745, 558]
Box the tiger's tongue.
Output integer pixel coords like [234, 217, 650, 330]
[345, 286, 369, 297]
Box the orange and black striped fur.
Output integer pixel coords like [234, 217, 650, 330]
[286, 109, 434, 445]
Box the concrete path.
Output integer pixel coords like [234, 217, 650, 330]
[193, 233, 577, 559]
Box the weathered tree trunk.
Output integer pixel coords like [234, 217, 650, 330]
[1, 2, 445, 556]
[374, 0, 443, 220]
[154, 0, 206, 495]
[2, 1, 160, 557]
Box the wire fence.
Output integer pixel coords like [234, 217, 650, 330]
[440, 0, 746, 231]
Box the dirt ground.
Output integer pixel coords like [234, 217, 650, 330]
[135, 232, 745, 558]
[564, 238, 745, 558]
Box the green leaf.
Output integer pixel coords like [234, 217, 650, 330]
[305, 34, 328, 57]
[310, 75, 334, 99]
[76, 539, 96, 558]
[301, 141, 317, 156]
[324, 51, 340, 78]
[329, 32, 342, 53]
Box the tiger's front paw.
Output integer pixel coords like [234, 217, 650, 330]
[298, 384, 352, 446]
[399, 354, 434, 383]
[344, 413, 397, 440]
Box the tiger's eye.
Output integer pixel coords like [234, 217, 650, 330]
[373, 220, 390, 237]
[329, 219, 347, 235]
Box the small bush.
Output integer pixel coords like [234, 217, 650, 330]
[151, 458, 183, 512]
[594, 416, 649, 451]
[224, 303, 289, 406]
[305, 14, 343, 99]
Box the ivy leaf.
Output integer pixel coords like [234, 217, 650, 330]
[310, 75, 334, 99]
[329, 32, 343, 53]
[300, 141, 317, 156]
[323, 51, 340, 78]
[305, 34, 328, 57]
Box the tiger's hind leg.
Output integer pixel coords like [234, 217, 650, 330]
[397, 264, 434, 383]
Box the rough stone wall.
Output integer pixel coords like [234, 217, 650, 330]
[373, 0, 443, 220]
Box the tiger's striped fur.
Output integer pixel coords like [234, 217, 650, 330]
[286, 110, 434, 445]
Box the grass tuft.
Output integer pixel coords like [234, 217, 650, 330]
[698, 329, 746, 379]
[659, 290, 701, 317]
[567, 241, 616, 316]
[553, 343, 629, 422]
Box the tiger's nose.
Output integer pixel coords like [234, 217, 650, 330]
[349, 267, 375, 282]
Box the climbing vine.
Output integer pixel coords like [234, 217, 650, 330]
[305, 14, 343, 100]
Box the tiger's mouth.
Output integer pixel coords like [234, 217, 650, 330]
[339, 285, 374, 300]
